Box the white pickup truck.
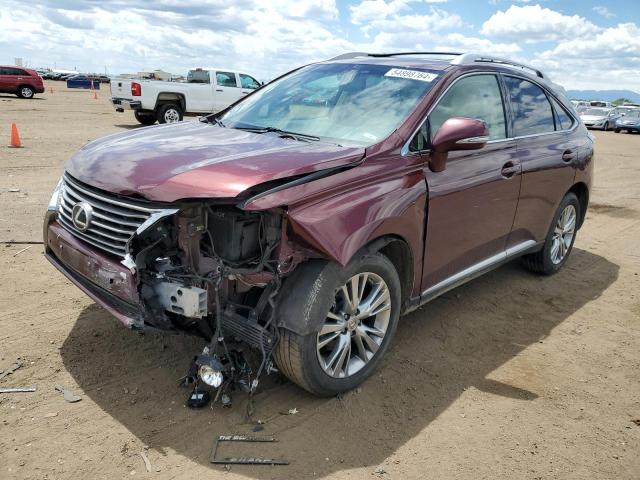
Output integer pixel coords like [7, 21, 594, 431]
[110, 68, 262, 125]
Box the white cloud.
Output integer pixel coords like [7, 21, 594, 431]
[435, 33, 521, 56]
[533, 23, 640, 90]
[592, 6, 615, 19]
[481, 4, 598, 42]
[0, 1, 350, 80]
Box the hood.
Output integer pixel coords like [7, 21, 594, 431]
[580, 114, 607, 122]
[65, 122, 364, 203]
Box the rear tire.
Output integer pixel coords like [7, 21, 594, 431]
[522, 192, 580, 275]
[17, 85, 34, 99]
[156, 104, 183, 124]
[614, 129, 620, 133]
[274, 253, 401, 396]
[134, 111, 156, 125]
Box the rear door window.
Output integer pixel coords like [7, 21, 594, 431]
[504, 76, 555, 136]
[550, 97, 574, 130]
[216, 71, 238, 88]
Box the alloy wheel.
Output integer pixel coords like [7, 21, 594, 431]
[316, 272, 391, 378]
[21, 87, 34, 98]
[550, 204, 576, 264]
[164, 108, 180, 123]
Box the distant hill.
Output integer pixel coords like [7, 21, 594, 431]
[565, 89, 640, 103]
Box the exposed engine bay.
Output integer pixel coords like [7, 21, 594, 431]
[127, 203, 305, 407]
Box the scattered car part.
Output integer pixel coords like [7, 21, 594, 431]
[0, 360, 22, 381]
[0, 387, 36, 393]
[210, 435, 288, 465]
[186, 388, 210, 408]
[55, 385, 82, 402]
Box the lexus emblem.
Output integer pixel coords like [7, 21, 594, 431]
[71, 202, 93, 232]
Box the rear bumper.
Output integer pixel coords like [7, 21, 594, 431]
[111, 98, 141, 112]
[44, 212, 143, 329]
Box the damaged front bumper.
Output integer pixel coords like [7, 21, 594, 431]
[44, 214, 145, 329]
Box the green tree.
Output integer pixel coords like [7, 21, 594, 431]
[612, 98, 633, 106]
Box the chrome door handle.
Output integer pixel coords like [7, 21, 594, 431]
[501, 162, 520, 178]
[562, 150, 577, 162]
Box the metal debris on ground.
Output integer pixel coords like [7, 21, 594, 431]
[287, 407, 299, 415]
[140, 451, 152, 472]
[0, 359, 22, 381]
[0, 387, 36, 393]
[54, 385, 82, 403]
[210, 435, 288, 465]
[13, 245, 32, 257]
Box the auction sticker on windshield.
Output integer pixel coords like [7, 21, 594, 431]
[384, 68, 438, 82]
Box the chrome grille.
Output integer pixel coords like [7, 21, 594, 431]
[58, 173, 160, 257]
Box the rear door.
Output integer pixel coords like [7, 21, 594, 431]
[503, 75, 578, 248]
[413, 73, 522, 292]
[0, 67, 23, 93]
[0, 67, 11, 92]
[213, 71, 242, 112]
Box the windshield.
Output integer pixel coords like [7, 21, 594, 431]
[582, 108, 609, 116]
[187, 69, 210, 84]
[622, 109, 640, 118]
[219, 63, 439, 146]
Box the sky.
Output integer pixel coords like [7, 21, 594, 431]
[1, 0, 639, 91]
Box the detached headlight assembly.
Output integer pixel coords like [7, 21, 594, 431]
[48, 176, 64, 211]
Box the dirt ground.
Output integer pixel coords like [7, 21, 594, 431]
[0, 82, 638, 480]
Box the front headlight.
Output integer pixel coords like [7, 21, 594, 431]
[48, 176, 64, 211]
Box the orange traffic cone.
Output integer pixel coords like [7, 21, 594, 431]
[9, 123, 22, 148]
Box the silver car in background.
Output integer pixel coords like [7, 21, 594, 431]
[615, 109, 640, 133]
[579, 107, 621, 131]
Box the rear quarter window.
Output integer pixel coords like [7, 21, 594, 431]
[504, 76, 555, 136]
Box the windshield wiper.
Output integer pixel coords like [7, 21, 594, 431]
[200, 115, 226, 127]
[234, 126, 320, 142]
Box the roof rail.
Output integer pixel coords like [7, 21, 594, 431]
[326, 52, 369, 61]
[325, 52, 546, 79]
[452, 53, 545, 78]
[326, 51, 463, 62]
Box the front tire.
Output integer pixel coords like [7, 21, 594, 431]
[156, 103, 183, 124]
[17, 86, 34, 99]
[522, 192, 580, 275]
[614, 129, 620, 133]
[134, 111, 156, 125]
[274, 253, 401, 396]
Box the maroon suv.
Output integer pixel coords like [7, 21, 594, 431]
[44, 52, 593, 397]
[0, 66, 44, 98]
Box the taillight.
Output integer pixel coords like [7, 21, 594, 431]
[131, 82, 141, 96]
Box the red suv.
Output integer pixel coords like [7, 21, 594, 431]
[44, 52, 593, 398]
[0, 66, 44, 98]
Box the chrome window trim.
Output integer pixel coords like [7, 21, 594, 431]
[402, 71, 578, 156]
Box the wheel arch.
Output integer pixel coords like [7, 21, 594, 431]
[568, 181, 589, 229]
[155, 92, 185, 111]
[357, 235, 414, 313]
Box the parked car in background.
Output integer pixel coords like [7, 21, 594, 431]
[67, 75, 100, 90]
[615, 109, 640, 133]
[571, 100, 590, 112]
[110, 67, 262, 124]
[579, 107, 620, 130]
[45, 52, 593, 397]
[0, 65, 45, 98]
[616, 105, 640, 117]
[589, 101, 612, 108]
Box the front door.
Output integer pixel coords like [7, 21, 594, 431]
[410, 73, 522, 293]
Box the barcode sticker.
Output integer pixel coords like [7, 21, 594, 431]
[384, 68, 438, 82]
